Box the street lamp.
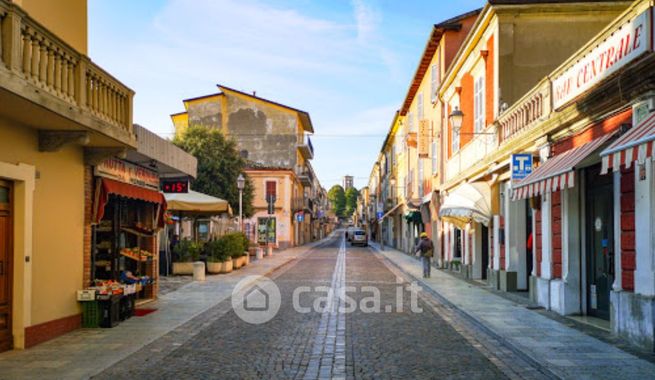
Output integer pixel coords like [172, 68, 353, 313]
[449, 106, 464, 134]
[237, 173, 245, 232]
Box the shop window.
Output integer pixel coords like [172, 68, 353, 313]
[454, 228, 462, 258]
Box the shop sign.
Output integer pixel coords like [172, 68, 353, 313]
[95, 158, 159, 190]
[552, 9, 651, 109]
[418, 120, 430, 158]
[511, 153, 533, 180]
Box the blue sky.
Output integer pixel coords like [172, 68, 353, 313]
[89, 0, 485, 189]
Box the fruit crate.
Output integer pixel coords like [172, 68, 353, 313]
[81, 301, 101, 328]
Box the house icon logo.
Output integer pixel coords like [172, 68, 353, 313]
[232, 275, 281, 324]
[244, 285, 269, 312]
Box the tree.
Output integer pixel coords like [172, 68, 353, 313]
[344, 187, 359, 217]
[174, 125, 254, 217]
[328, 185, 346, 218]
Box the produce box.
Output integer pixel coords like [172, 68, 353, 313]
[77, 289, 96, 302]
[81, 301, 101, 328]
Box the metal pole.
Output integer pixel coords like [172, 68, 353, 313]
[239, 189, 243, 232]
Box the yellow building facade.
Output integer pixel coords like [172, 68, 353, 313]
[0, 0, 135, 350]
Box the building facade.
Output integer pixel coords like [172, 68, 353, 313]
[171, 85, 324, 248]
[367, 0, 655, 353]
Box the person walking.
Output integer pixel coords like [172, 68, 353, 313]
[415, 232, 434, 278]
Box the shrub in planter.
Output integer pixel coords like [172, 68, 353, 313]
[172, 240, 203, 275]
[205, 239, 231, 274]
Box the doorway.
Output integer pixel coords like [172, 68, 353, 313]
[525, 204, 533, 290]
[481, 225, 489, 279]
[585, 165, 614, 320]
[0, 180, 12, 353]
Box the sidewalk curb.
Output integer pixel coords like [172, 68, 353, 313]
[370, 244, 561, 380]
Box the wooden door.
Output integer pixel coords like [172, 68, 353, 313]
[0, 180, 12, 352]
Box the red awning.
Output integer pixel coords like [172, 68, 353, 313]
[601, 112, 655, 174]
[512, 134, 614, 201]
[93, 178, 167, 225]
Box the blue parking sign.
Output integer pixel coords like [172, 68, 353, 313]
[511, 154, 533, 180]
[376, 211, 383, 219]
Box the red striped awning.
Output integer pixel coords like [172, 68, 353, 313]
[512, 134, 614, 201]
[600, 112, 655, 174]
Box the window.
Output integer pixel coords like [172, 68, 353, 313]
[430, 64, 440, 103]
[452, 128, 460, 154]
[431, 141, 438, 174]
[474, 75, 485, 133]
[265, 181, 276, 200]
[417, 93, 424, 120]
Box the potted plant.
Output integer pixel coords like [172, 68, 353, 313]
[237, 232, 251, 266]
[221, 233, 244, 269]
[206, 239, 229, 274]
[172, 240, 202, 275]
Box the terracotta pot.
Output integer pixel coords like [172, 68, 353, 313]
[232, 257, 242, 269]
[172, 262, 194, 275]
[243, 253, 250, 265]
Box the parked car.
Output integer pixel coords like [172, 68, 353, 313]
[346, 227, 356, 242]
[351, 229, 368, 246]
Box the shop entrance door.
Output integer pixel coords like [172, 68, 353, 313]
[585, 165, 614, 320]
[0, 181, 13, 352]
[481, 226, 489, 279]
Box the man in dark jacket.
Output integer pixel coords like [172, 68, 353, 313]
[415, 232, 434, 278]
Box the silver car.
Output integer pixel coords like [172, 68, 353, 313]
[351, 229, 368, 246]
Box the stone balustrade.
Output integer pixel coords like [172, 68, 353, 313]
[497, 80, 551, 144]
[0, 0, 133, 135]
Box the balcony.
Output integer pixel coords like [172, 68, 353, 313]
[0, 1, 135, 150]
[297, 135, 314, 160]
[497, 79, 551, 145]
[295, 165, 313, 187]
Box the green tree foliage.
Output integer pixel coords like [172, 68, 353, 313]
[344, 187, 359, 217]
[328, 185, 346, 217]
[174, 125, 254, 217]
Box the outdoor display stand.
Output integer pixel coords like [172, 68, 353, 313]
[79, 159, 168, 328]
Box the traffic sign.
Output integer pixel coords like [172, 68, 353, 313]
[511, 154, 533, 180]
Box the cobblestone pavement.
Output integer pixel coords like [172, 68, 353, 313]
[96, 233, 542, 379]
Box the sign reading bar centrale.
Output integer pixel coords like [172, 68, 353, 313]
[552, 9, 651, 110]
[95, 158, 159, 191]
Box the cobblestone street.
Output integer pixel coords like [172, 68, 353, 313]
[94, 233, 539, 379]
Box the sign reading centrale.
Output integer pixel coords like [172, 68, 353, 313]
[552, 9, 651, 110]
[95, 158, 159, 190]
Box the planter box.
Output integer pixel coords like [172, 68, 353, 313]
[207, 261, 222, 274]
[243, 254, 250, 266]
[172, 262, 194, 275]
[248, 247, 257, 257]
[232, 257, 242, 269]
[221, 260, 233, 273]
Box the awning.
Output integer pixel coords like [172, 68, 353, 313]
[439, 182, 491, 228]
[164, 190, 232, 215]
[93, 178, 167, 225]
[512, 133, 614, 201]
[601, 112, 655, 174]
[378, 202, 403, 223]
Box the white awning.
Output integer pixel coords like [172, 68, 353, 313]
[164, 190, 232, 215]
[439, 182, 491, 229]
